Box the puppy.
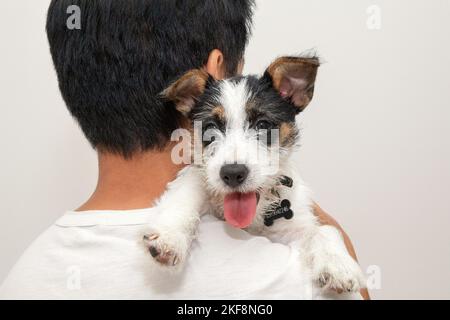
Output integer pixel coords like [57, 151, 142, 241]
[143, 55, 366, 292]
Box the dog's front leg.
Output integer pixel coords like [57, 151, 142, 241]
[143, 166, 206, 268]
[262, 209, 366, 292]
[302, 224, 366, 292]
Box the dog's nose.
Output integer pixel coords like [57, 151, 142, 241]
[220, 164, 249, 188]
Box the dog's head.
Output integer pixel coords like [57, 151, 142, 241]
[163, 55, 320, 228]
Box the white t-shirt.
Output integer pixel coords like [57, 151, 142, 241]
[0, 208, 361, 300]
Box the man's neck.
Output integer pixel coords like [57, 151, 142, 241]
[77, 147, 183, 211]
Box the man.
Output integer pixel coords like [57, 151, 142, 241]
[0, 0, 368, 299]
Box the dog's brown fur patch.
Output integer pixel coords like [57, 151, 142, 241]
[279, 122, 297, 147]
[162, 69, 209, 114]
[211, 105, 225, 121]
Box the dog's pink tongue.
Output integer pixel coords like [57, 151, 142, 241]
[223, 192, 257, 229]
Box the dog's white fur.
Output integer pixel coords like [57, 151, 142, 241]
[144, 76, 366, 292]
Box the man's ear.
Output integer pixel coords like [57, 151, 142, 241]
[264, 55, 320, 113]
[161, 69, 210, 116]
[206, 49, 226, 80]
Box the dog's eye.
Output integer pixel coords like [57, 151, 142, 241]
[255, 120, 274, 131]
[203, 122, 221, 146]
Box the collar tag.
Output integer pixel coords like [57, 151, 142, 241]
[264, 199, 294, 227]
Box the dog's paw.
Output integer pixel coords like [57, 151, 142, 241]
[311, 250, 366, 293]
[143, 228, 190, 268]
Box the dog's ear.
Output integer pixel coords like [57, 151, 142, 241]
[161, 69, 210, 116]
[264, 56, 320, 113]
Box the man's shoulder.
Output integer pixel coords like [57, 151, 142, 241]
[0, 213, 360, 299]
[0, 224, 62, 299]
[195, 215, 298, 267]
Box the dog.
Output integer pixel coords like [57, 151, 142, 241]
[143, 55, 366, 292]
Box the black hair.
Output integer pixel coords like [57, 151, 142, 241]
[46, 0, 254, 156]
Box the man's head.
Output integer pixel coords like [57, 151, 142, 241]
[46, 0, 254, 157]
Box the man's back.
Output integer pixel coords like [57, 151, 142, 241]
[0, 209, 359, 300]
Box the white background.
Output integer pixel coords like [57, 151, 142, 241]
[1, 0, 449, 299]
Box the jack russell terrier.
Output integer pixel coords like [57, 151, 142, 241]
[143, 55, 366, 292]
